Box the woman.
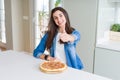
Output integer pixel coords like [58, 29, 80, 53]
[33, 7, 83, 70]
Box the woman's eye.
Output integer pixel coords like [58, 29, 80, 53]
[54, 17, 57, 20]
[59, 14, 62, 17]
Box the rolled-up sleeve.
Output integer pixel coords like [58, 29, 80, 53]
[33, 34, 48, 58]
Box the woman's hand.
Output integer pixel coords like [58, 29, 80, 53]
[40, 54, 60, 61]
[47, 56, 61, 62]
[60, 32, 75, 42]
[47, 56, 56, 61]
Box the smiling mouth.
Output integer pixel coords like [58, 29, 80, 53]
[58, 21, 64, 25]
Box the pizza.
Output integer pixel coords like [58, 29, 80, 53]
[39, 61, 67, 73]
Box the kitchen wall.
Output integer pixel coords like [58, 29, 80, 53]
[64, 0, 98, 72]
[4, 0, 31, 52]
[5, 0, 24, 51]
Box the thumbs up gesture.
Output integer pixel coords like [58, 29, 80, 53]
[60, 30, 75, 42]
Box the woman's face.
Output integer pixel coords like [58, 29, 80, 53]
[53, 10, 66, 28]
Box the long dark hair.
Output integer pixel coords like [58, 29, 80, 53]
[46, 7, 75, 50]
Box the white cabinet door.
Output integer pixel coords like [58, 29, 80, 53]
[94, 47, 120, 80]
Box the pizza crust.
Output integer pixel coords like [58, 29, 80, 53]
[39, 61, 67, 73]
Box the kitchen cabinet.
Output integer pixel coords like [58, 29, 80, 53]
[94, 47, 120, 80]
[94, 0, 120, 80]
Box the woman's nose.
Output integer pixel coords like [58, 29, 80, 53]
[57, 17, 61, 22]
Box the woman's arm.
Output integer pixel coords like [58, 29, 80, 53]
[33, 34, 48, 58]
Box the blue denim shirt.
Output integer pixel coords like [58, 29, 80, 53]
[33, 30, 84, 70]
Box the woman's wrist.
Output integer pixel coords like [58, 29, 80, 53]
[40, 54, 49, 60]
[44, 55, 49, 60]
[42, 54, 56, 61]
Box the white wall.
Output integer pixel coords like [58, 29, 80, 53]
[4, 0, 13, 50]
[12, 0, 24, 51]
[22, 0, 32, 52]
[5, 0, 24, 51]
[64, 0, 98, 72]
[4, 0, 36, 53]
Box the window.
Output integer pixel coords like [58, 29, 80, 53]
[34, 0, 63, 47]
[34, 0, 49, 47]
[0, 0, 6, 43]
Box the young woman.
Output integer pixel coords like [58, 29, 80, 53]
[33, 7, 83, 70]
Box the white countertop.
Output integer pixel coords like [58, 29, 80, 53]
[0, 50, 112, 80]
[96, 40, 120, 52]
